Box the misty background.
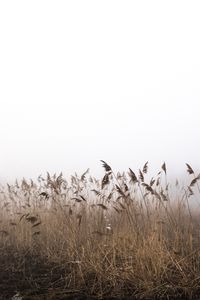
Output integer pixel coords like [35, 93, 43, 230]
[0, 1, 200, 183]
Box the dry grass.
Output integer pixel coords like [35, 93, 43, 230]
[1, 161, 200, 299]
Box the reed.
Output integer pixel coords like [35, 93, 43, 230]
[0, 162, 200, 299]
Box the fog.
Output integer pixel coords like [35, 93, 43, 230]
[0, 1, 200, 183]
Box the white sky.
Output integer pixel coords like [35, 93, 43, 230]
[0, 1, 200, 182]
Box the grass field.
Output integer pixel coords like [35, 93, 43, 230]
[1, 161, 200, 299]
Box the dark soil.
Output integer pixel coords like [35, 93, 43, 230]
[0, 245, 87, 300]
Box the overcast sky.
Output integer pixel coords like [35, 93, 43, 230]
[0, 1, 200, 182]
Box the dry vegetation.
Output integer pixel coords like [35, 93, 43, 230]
[1, 161, 200, 299]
